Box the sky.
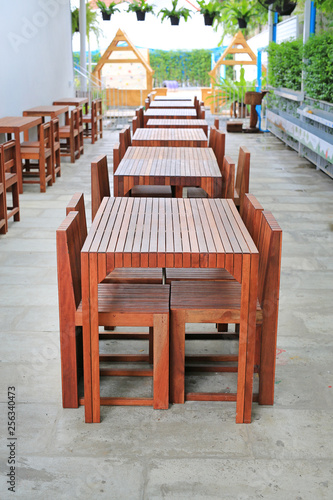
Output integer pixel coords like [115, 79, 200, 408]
[71, 0, 225, 52]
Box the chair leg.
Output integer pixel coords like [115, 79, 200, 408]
[60, 325, 82, 408]
[170, 309, 186, 404]
[152, 314, 169, 410]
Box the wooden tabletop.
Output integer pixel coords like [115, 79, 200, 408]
[146, 119, 208, 136]
[154, 96, 192, 101]
[0, 116, 42, 133]
[23, 105, 69, 118]
[144, 108, 197, 125]
[81, 197, 259, 423]
[114, 146, 222, 198]
[53, 97, 88, 106]
[132, 128, 208, 147]
[149, 100, 195, 109]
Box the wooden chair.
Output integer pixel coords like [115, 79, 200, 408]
[118, 128, 172, 198]
[135, 106, 144, 128]
[221, 155, 235, 200]
[234, 146, 250, 213]
[77, 106, 84, 157]
[95, 98, 103, 140]
[0, 146, 7, 234]
[169, 210, 282, 416]
[21, 123, 53, 192]
[132, 116, 139, 133]
[0, 141, 20, 228]
[57, 210, 170, 409]
[59, 108, 80, 163]
[51, 118, 61, 182]
[145, 98, 150, 110]
[214, 118, 219, 129]
[82, 99, 97, 143]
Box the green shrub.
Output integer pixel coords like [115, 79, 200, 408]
[267, 39, 303, 91]
[149, 49, 211, 87]
[303, 30, 333, 102]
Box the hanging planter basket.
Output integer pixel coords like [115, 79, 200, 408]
[204, 13, 215, 26]
[101, 12, 111, 20]
[237, 17, 247, 29]
[170, 15, 180, 25]
[136, 11, 146, 21]
[274, 0, 297, 15]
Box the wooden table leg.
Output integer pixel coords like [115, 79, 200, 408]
[14, 132, 23, 194]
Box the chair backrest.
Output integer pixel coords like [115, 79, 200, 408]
[235, 146, 250, 212]
[136, 106, 144, 128]
[77, 105, 83, 127]
[221, 155, 235, 200]
[2, 140, 17, 176]
[240, 193, 264, 246]
[119, 125, 131, 159]
[113, 143, 121, 173]
[66, 192, 87, 248]
[70, 108, 78, 138]
[57, 211, 82, 313]
[91, 155, 110, 220]
[0, 146, 7, 233]
[214, 129, 226, 171]
[51, 118, 60, 143]
[214, 118, 219, 130]
[145, 98, 150, 110]
[95, 99, 102, 116]
[209, 125, 217, 150]
[132, 116, 138, 133]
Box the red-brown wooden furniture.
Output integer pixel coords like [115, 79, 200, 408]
[234, 146, 251, 212]
[132, 128, 208, 147]
[146, 119, 208, 137]
[58, 108, 80, 163]
[114, 146, 222, 198]
[0, 141, 20, 229]
[20, 123, 53, 192]
[81, 197, 259, 423]
[144, 108, 197, 126]
[0, 147, 7, 234]
[57, 209, 170, 410]
[169, 209, 281, 409]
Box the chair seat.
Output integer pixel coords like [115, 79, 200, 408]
[76, 283, 170, 322]
[59, 126, 79, 137]
[104, 268, 163, 284]
[186, 187, 208, 199]
[170, 280, 262, 318]
[166, 268, 234, 283]
[21, 141, 41, 148]
[21, 147, 52, 159]
[131, 185, 173, 198]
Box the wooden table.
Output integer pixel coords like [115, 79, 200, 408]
[81, 197, 258, 424]
[53, 98, 89, 124]
[0, 116, 42, 193]
[22, 105, 69, 139]
[132, 128, 208, 147]
[149, 101, 195, 109]
[154, 96, 192, 101]
[146, 119, 208, 136]
[114, 146, 222, 198]
[144, 108, 197, 126]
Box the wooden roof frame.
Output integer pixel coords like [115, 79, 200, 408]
[209, 31, 266, 82]
[92, 29, 154, 91]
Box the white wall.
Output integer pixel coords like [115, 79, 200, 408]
[0, 0, 74, 118]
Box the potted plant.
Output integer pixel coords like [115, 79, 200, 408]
[158, 0, 192, 26]
[96, 1, 120, 21]
[127, 0, 155, 21]
[220, 0, 261, 30]
[197, 0, 222, 26]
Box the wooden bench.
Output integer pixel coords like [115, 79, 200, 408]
[0, 141, 20, 228]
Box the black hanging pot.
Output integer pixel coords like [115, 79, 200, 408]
[274, 0, 297, 15]
[237, 17, 247, 28]
[204, 13, 215, 26]
[101, 12, 111, 21]
[136, 11, 146, 21]
[170, 15, 180, 25]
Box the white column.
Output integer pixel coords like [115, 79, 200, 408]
[268, 7, 274, 44]
[79, 0, 86, 90]
[303, 0, 312, 43]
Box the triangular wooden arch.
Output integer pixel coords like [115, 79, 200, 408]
[92, 29, 154, 90]
[209, 31, 266, 82]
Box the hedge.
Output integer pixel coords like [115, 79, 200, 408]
[267, 31, 333, 103]
[149, 49, 211, 87]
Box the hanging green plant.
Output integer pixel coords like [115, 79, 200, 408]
[197, 0, 222, 26]
[218, 0, 268, 39]
[96, 1, 120, 21]
[158, 0, 192, 26]
[126, 1, 155, 21]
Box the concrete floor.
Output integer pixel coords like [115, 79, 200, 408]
[0, 112, 333, 500]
